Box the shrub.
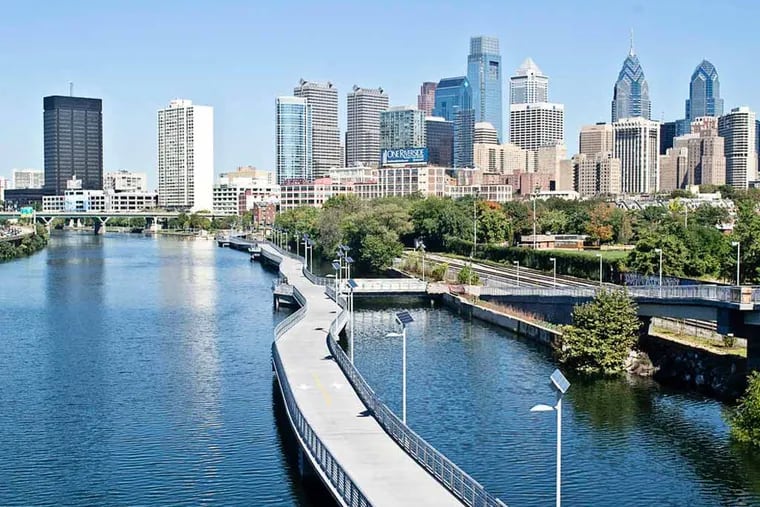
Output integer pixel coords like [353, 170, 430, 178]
[457, 265, 480, 285]
[558, 289, 640, 375]
[730, 371, 760, 448]
[430, 262, 449, 282]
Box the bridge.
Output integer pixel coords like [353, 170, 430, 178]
[262, 242, 506, 507]
[0, 210, 229, 234]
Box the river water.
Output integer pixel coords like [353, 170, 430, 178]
[1, 233, 759, 506]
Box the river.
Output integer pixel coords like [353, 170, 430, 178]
[1, 233, 759, 506]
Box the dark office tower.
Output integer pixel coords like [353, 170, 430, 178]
[44, 96, 103, 193]
[425, 117, 454, 166]
[660, 121, 677, 155]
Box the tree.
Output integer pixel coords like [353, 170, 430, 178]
[538, 209, 569, 235]
[410, 197, 470, 251]
[730, 371, 760, 448]
[728, 200, 760, 283]
[626, 228, 690, 277]
[457, 264, 480, 285]
[585, 203, 615, 245]
[558, 290, 640, 375]
[501, 201, 532, 242]
[691, 204, 730, 228]
[477, 201, 508, 244]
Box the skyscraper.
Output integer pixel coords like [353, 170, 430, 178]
[43, 95, 103, 193]
[611, 38, 651, 122]
[718, 106, 757, 189]
[275, 96, 312, 184]
[346, 86, 389, 167]
[417, 82, 437, 116]
[157, 99, 214, 211]
[433, 77, 471, 122]
[467, 36, 503, 141]
[425, 117, 454, 167]
[510, 58, 548, 105]
[294, 80, 340, 178]
[579, 123, 614, 156]
[509, 103, 565, 151]
[613, 117, 660, 194]
[454, 109, 475, 168]
[380, 106, 426, 150]
[685, 60, 724, 122]
[660, 121, 678, 155]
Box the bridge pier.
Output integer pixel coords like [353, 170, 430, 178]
[94, 217, 109, 235]
[38, 217, 53, 234]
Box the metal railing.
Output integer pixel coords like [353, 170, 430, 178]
[326, 301, 507, 507]
[272, 287, 370, 507]
[479, 283, 758, 305]
[351, 279, 428, 293]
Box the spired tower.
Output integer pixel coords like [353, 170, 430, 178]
[611, 31, 651, 122]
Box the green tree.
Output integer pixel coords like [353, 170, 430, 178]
[477, 202, 508, 244]
[410, 197, 470, 251]
[730, 371, 760, 448]
[626, 227, 690, 277]
[729, 200, 760, 283]
[558, 289, 640, 375]
[502, 201, 532, 241]
[457, 264, 480, 285]
[691, 205, 730, 228]
[585, 203, 615, 245]
[538, 209, 569, 235]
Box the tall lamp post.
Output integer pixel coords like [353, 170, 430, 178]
[550, 257, 557, 288]
[531, 369, 571, 507]
[532, 187, 538, 250]
[302, 234, 312, 272]
[470, 192, 479, 287]
[415, 238, 426, 282]
[347, 279, 358, 363]
[654, 248, 663, 297]
[595, 253, 603, 286]
[731, 241, 741, 286]
[386, 310, 414, 424]
[332, 260, 341, 298]
[513, 260, 520, 287]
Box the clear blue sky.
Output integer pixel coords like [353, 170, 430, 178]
[1, 0, 758, 189]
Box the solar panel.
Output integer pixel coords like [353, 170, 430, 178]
[332, 261, 341, 270]
[347, 279, 359, 289]
[341, 245, 351, 252]
[395, 310, 414, 326]
[550, 369, 570, 394]
[345, 256, 354, 264]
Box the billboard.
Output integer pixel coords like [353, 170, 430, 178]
[381, 147, 428, 166]
[19, 207, 34, 216]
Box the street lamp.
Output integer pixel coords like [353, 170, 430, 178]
[332, 260, 341, 297]
[415, 238, 426, 282]
[302, 234, 312, 272]
[596, 253, 603, 286]
[731, 241, 741, 286]
[513, 260, 520, 287]
[532, 187, 539, 250]
[654, 248, 663, 297]
[531, 369, 571, 507]
[386, 310, 414, 424]
[347, 279, 358, 363]
[470, 192, 479, 287]
[549, 257, 557, 288]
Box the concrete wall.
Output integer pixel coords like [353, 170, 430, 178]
[479, 294, 583, 326]
[441, 293, 561, 346]
[640, 332, 747, 401]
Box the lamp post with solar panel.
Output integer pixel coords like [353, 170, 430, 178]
[386, 310, 414, 424]
[347, 279, 358, 363]
[332, 260, 341, 297]
[531, 369, 571, 507]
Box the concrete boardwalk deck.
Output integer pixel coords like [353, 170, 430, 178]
[267, 244, 462, 506]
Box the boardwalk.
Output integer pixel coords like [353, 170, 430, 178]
[267, 244, 464, 506]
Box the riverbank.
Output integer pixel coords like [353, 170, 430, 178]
[0, 228, 48, 262]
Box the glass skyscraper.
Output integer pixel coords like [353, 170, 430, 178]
[276, 97, 312, 184]
[454, 109, 475, 168]
[43, 95, 103, 193]
[467, 36, 503, 142]
[685, 60, 723, 122]
[611, 42, 651, 122]
[433, 76, 471, 122]
[425, 117, 454, 167]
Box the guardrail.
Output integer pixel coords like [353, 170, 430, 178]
[326, 301, 507, 507]
[272, 286, 370, 507]
[352, 279, 428, 293]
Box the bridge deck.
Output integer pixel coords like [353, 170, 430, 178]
[268, 244, 462, 506]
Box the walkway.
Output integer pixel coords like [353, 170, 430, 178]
[266, 243, 465, 506]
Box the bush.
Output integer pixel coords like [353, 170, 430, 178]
[723, 334, 737, 348]
[730, 371, 760, 448]
[457, 265, 480, 285]
[558, 289, 640, 375]
[430, 262, 449, 282]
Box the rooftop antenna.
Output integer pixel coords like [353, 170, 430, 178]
[629, 28, 635, 56]
[69, 81, 74, 97]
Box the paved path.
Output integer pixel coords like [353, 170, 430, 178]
[267, 244, 462, 506]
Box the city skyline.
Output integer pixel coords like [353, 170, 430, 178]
[1, 1, 760, 188]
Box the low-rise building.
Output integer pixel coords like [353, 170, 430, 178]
[104, 170, 148, 192]
[446, 184, 513, 203]
[279, 178, 352, 210]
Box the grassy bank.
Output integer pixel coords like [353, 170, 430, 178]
[0, 228, 48, 262]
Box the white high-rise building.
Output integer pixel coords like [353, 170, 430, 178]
[347, 86, 389, 167]
[509, 103, 564, 151]
[11, 168, 44, 189]
[718, 106, 757, 189]
[294, 80, 340, 178]
[510, 58, 549, 105]
[613, 117, 660, 194]
[157, 99, 214, 211]
[380, 106, 426, 150]
[104, 170, 147, 192]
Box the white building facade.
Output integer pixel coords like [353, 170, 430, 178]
[509, 102, 564, 151]
[157, 99, 214, 211]
[294, 80, 340, 178]
[12, 168, 44, 189]
[346, 86, 389, 167]
[718, 106, 757, 189]
[104, 170, 148, 192]
[613, 117, 660, 194]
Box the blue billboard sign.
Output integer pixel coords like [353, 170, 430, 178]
[381, 147, 428, 165]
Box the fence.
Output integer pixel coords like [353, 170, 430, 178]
[272, 283, 370, 507]
[325, 300, 507, 507]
